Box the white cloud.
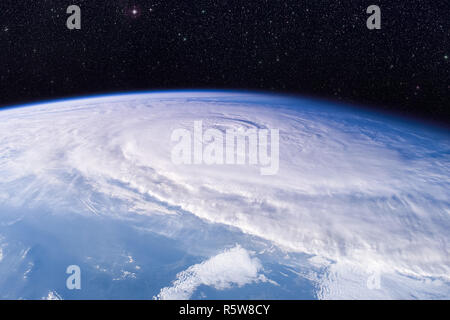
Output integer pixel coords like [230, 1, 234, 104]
[0, 92, 449, 299]
[42, 291, 62, 300]
[155, 245, 268, 300]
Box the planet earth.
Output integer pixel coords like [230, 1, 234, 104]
[0, 91, 448, 300]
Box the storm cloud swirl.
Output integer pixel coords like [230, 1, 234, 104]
[0, 92, 448, 299]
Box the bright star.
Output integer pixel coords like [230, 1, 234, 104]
[127, 6, 141, 18]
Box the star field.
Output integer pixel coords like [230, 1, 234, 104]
[0, 0, 448, 125]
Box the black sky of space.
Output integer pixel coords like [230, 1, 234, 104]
[0, 0, 448, 126]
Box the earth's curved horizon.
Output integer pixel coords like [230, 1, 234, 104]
[4, 90, 447, 132]
[0, 90, 448, 299]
